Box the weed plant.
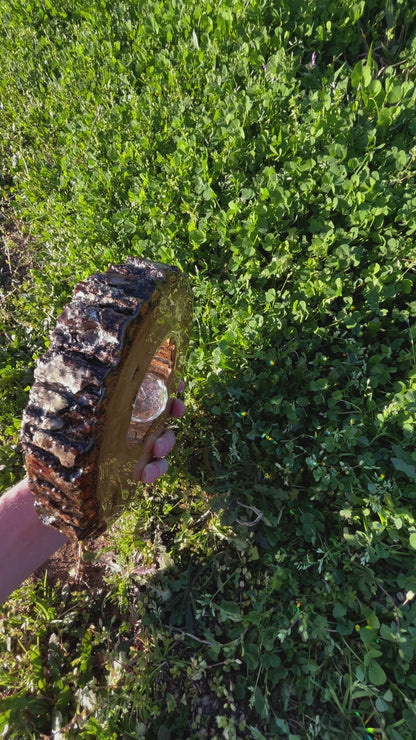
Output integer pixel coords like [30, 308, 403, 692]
[1, 0, 416, 738]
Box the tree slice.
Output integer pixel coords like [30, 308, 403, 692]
[21, 258, 192, 541]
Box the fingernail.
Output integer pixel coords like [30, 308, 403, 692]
[141, 464, 155, 484]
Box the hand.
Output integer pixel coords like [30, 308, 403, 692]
[132, 387, 185, 485]
[0, 387, 186, 603]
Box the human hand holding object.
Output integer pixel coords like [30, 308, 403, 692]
[134, 390, 185, 484]
[0, 257, 191, 603]
[0, 395, 185, 603]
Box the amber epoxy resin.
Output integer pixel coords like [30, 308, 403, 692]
[21, 258, 192, 540]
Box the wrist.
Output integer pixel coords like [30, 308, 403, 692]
[0, 478, 68, 603]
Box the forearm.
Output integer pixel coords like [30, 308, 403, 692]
[0, 479, 68, 604]
[0, 400, 185, 604]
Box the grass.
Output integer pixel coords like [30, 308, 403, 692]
[1, 0, 416, 737]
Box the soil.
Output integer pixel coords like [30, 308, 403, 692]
[31, 534, 112, 593]
[0, 207, 38, 292]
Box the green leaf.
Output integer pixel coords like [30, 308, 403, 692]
[364, 648, 383, 661]
[367, 79, 384, 105]
[399, 279, 413, 294]
[219, 600, 242, 622]
[241, 188, 255, 200]
[366, 611, 380, 629]
[392, 457, 416, 480]
[253, 685, 266, 715]
[407, 676, 416, 689]
[377, 108, 392, 127]
[351, 61, 363, 89]
[409, 533, 416, 550]
[189, 228, 206, 246]
[375, 697, 389, 712]
[248, 727, 268, 740]
[310, 378, 328, 391]
[403, 708, 416, 731]
[386, 85, 403, 105]
[243, 651, 259, 670]
[360, 626, 378, 645]
[260, 653, 281, 668]
[332, 603, 347, 619]
[362, 64, 372, 88]
[368, 661, 387, 686]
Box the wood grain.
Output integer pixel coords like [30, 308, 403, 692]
[21, 258, 192, 540]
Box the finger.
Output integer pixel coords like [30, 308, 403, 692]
[131, 389, 183, 482]
[140, 458, 169, 484]
[170, 398, 185, 419]
[134, 429, 159, 461]
[132, 433, 157, 481]
[132, 429, 175, 482]
[152, 429, 176, 459]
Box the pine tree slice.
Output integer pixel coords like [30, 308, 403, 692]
[21, 258, 192, 540]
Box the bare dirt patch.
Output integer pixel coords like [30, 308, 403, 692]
[31, 534, 112, 594]
[0, 206, 39, 294]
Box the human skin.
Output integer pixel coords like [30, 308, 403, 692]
[0, 397, 185, 604]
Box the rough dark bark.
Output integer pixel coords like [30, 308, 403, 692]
[21, 258, 192, 540]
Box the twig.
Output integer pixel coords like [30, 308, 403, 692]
[42, 708, 94, 739]
[162, 625, 219, 647]
[236, 501, 263, 527]
[188, 510, 212, 529]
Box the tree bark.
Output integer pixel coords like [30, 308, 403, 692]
[21, 258, 192, 540]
